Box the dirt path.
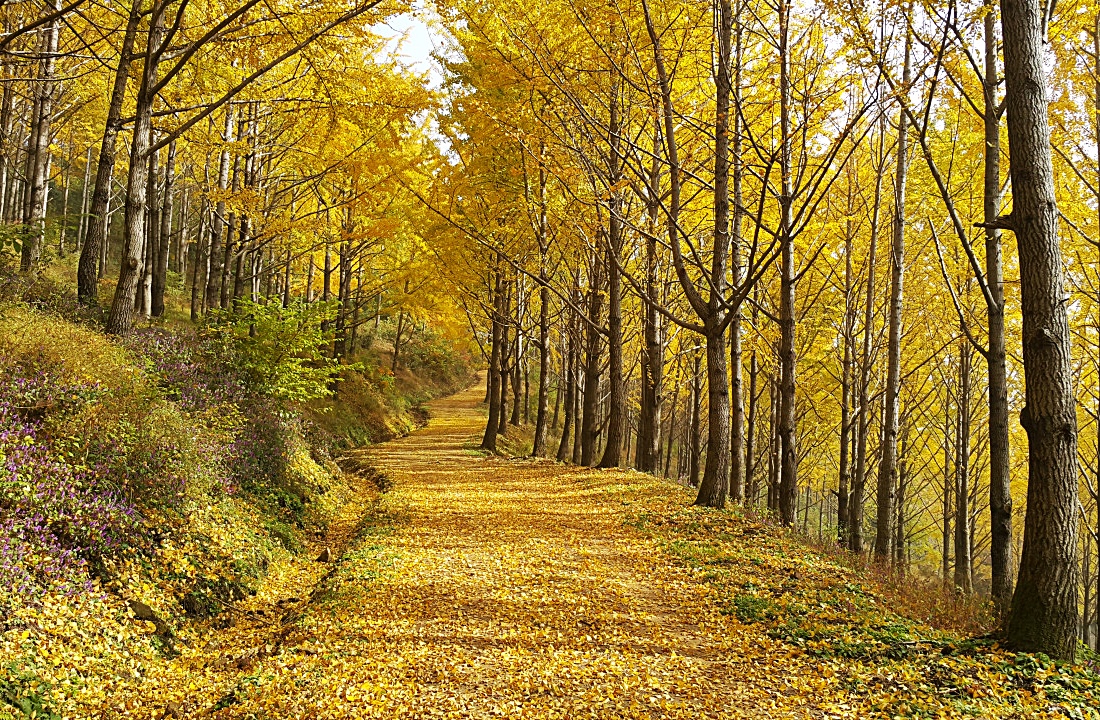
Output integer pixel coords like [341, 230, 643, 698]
[221, 380, 813, 719]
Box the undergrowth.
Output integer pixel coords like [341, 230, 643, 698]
[0, 260, 473, 719]
[620, 484, 1100, 718]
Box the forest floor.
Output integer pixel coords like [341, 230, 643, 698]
[113, 379, 1099, 719]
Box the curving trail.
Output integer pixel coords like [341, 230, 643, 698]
[227, 379, 813, 719]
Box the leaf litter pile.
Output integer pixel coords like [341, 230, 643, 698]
[7, 381, 1100, 718]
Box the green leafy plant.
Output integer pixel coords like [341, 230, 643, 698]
[208, 300, 340, 402]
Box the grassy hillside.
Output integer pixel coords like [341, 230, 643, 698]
[0, 265, 472, 719]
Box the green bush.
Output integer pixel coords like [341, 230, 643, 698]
[208, 300, 340, 402]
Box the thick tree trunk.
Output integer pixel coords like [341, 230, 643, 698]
[875, 36, 910, 560]
[1001, 0, 1080, 660]
[693, 0, 735, 507]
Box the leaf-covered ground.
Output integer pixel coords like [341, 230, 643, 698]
[13, 379, 1099, 718]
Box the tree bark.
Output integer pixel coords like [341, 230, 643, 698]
[152, 139, 173, 317]
[983, 3, 1014, 615]
[598, 73, 625, 468]
[482, 274, 503, 451]
[580, 263, 603, 465]
[689, 349, 703, 488]
[106, 4, 165, 334]
[205, 108, 234, 311]
[954, 341, 973, 593]
[776, 0, 798, 525]
[875, 34, 910, 560]
[839, 182, 855, 544]
[728, 0, 746, 504]
[20, 2, 60, 272]
[850, 121, 885, 554]
[78, 0, 140, 302]
[1001, 0, 1080, 659]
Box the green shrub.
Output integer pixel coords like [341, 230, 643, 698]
[207, 300, 339, 402]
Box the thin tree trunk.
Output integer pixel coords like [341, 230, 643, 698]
[984, 2, 1014, 615]
[20, 3, 60, 272]
[106, 5, 165, 334]
[482, 275, 503, 451]
[875, 33, 910, 560]
[689, 349, 703, 488]
[556, 324, 575, 462]
[776, 0, 798, 525]
[205, 108, 234, 311]
[954, 341, 973, 593]
[850, 123, 886, 554]
[190, 197, 209, 321]
[78, 0, 140, 302]
[580, 264, 604, 465]
[729, 0, 746, 503]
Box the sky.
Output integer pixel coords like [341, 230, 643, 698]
[374, 6, 447, 89]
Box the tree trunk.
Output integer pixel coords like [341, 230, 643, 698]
[1001, 0, 1080, 661]
[205, 108, 234, 311]
[689, 349, 703, 488]
[580, 265, 603, 465]
[106, 5, 164, 334]
[694, 0, 735, 508]
[983, 3, 1014, 615]
[746, 288, 760, 504]
[729, 0, 746, 504]
[20, 3, 60, 272]
[850, 123, 885, 554]
[839, 192, 854, 544]
[598, 76, 625, 468]
[776, 0, 798, 525]
[954, 341, 973, 593]
[556, 324, 575, 462]
[482, 275, 503, 451]
[532, 280, 551, 455]
[151, 140, 174, 317]
[636, 160, 663, 474]
[79, 0, 141, 302]
[942, 393, 953, 583]
[190, 197, 209, 321]
[875, 34, 910, 560]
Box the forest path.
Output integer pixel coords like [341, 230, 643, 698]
[228, 379, 814, 719]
